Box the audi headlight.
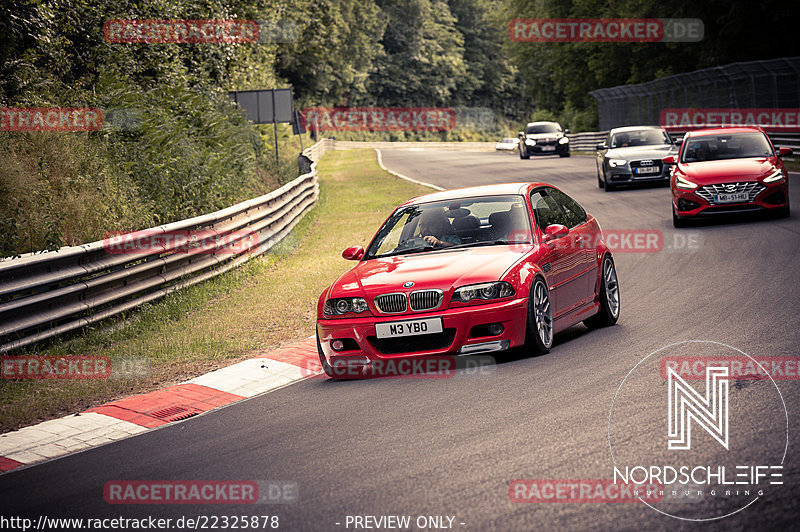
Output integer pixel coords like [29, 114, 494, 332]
[525, 139, 536, 146]
[323, 297, 369, 317]
[609, 159, 627, 167]
[763, 169, 784, 183]
[558, 137, 569, 144]
[453, 282, 515, 303]
[675, 175, 698, 190]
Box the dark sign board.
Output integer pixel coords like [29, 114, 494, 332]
[228, 88, 295, 124]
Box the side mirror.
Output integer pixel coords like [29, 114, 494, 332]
[518, 131, 525, 138]
[342, 246, 364, 261]
[595, 143, 607, 151]
[778, 147, 793, 157]
[564, 129, 570, 134]
[544, 224, 569, 242]
[674, 137, 684, 146]
[662, 156, 675, 164]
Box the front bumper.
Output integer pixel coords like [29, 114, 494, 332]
[606, 164, 670, 184]
[317, 297, 528, 364]
[672, 180, 788, 218]
[525, 142, 568, 155]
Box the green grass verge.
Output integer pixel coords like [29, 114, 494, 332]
[0, 149, 430, 433]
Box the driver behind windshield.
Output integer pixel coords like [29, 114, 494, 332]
[418, 208, 461, 248]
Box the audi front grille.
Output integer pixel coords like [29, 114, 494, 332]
[694, 182, 766, 204]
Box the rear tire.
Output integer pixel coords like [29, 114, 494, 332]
[526, 277, 553, 355]
[584, 255, 620, 328]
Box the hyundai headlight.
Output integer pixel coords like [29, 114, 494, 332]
[324, 297, 369, 316]
[763, 169, 784, 183]
[675, 175, 698, 190]
[453, 282, 515, 303]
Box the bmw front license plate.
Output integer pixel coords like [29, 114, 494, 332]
[375, 318, 443, 339]
[713, 192, 749, 204]
[634, 166, 660, 175]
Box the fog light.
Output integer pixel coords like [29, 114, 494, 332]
[331, 339, 345, 351]
[488, 323, 504, 336]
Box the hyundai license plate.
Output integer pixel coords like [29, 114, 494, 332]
[375, 318, 443, 339]
[713, 192, 749, 204]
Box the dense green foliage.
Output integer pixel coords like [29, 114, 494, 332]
[0, 0, 794, 254]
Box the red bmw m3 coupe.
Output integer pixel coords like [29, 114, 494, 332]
[315, 183, 620, 378]
[667, 126, 792, 227]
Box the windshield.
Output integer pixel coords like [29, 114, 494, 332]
[681, 132, 774, 163]
[525, 123, 560, 134]
[365, 195, 532, 259]
[610, 129, 670, 148]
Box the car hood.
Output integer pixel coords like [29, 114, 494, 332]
[329, 246, 528, 298]
[605, 145, 676, 160]
[679, 158, 776, 182]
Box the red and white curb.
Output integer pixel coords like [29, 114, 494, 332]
[0, 337, 320, 474]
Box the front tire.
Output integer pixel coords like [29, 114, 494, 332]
[316, 331, 335, 378]
[519, 146, 530, 159]
[526, 277, 553, 354]
[672, 204, 688, 227]
[584, 255, 620, 328]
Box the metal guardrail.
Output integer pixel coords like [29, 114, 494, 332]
[0, 140, 328, 354]
[566, 131, 608, 151]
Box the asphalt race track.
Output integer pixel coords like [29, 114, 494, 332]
[2, 149, 799, 530]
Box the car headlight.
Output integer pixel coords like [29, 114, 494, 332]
[558, 137, 569, 144]
[763, 169, 784, 183]
[452, 282, 515, 303]
[323, 297, 369, 317]
[675, 175, 698, 190]
[608, 159, 627, 167]
[525, 139, 536, 146]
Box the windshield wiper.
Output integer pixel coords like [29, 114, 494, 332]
[378, 246, 435, 258]
[446, 240, 512, 250]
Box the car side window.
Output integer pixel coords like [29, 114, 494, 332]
[548, 188, 587, 228]
[530, 190, 568, 230]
